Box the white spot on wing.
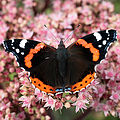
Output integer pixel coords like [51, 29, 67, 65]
[19, 39, 27, 48]
[16, 49, 20, 53]
[106, 30, 109, 33]
[93, 32, 102, 41]
[86, 84, 90, 88]
[103, 40, 107, 45]
[12, 39, 14, 43]
[55, 92, 63, 95]
[98, 45, 102, 48]
[28, 72, 30, 76]
[48, 93, 54, 96]
[65, 91, 72, 94]
[21, 52, 24, 55]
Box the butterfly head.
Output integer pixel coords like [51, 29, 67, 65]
[58, 39, 65, 49]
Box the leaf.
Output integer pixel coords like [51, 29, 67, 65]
[9, 72, 17, 80]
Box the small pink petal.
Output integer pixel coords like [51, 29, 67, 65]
[22, 30, 33, 39]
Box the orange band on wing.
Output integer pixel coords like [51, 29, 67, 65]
[76, 39, 100, 61]
[30, 76, 56, 94]
[24, 43, 45, 68]
[71, 72, 95, 92]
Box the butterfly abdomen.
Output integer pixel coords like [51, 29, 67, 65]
[56, 40, 69, 87]
[56, 48, 68, 76]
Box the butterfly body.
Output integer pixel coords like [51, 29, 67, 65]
[3, 29, 117, 95]
[56, 40, 69, 89]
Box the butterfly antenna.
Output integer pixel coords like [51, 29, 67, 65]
[64, 24, 80, 43]
[44, 25, 59, 42]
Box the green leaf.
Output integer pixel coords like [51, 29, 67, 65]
[9, 72, 17, 80]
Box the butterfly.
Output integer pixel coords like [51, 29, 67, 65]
[3, 29, 117, 95]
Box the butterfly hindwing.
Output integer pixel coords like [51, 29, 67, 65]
[66, 54, 95, 93]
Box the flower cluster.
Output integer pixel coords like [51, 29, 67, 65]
[0, 0, 120, 119]
[91, 44, 120, 117]
[0, 50, 51, 119]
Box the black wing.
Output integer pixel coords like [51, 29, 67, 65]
[68, 29, 117, 64]
[3, 39, 60, 94]
[66, 29, 117, 92]
[3, 39, 56, 71]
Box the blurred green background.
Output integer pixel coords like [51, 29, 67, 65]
[111, 0, 120, 13]
[53, 107, 119, 120]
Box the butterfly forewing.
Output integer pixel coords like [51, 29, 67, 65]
[4, 39, 56, 71]
[4, 39, 59, 94]
[80, 29, 117, 63]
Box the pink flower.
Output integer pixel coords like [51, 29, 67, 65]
[62, 0, 75, 11]
[45, 115, 51, 120]
[0, 90, 7, 101]
[0, 102, 11, 111]
[101, 104, 110, 116]
[23, 0, 34, 8]
[35, 88, 43, 100]
[28, 108, 34, 114]
[99, 1, 114, 12]
[55, 101, 63, 111]
[17, 112, 26, 120]
[91, 100, 100, 111]
[20, 86, 27, 95]
[22, 30, 33, 39]
[80, 6, 92, 16]
[40, 107, 46, 114]
[73, 98, 89, 112]
[104, 69, 115, 80]
[65, 102, 71, 109]
[44, 96, 56, 110]
[53, 0, 61, 11]
[73, 93, 89, 112]
[19, 96, 33, 108]
[110, 91, 120, 103]
[9, 67, 14, 73]
[95, 85, 105, 97]
[107, 80, 116, 89]
[67, 12, 78, 22]
[0, 66, 4, 72]
[0, 35, 5, 45]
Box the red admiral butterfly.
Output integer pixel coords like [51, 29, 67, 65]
[3, 29, 117, 95]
